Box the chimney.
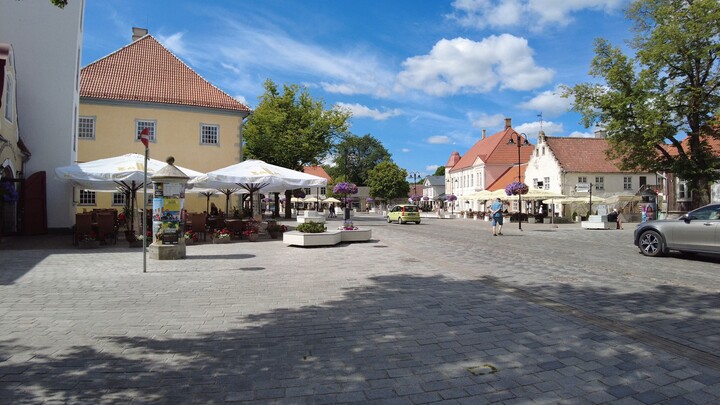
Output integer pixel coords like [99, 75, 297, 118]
[504, 117, 512, 129]
[482, 129, 486, 139]
[594, 130, 607, 138]
[132, 27, 148, 42]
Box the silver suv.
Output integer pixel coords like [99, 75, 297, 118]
[634, 203, 720, 257]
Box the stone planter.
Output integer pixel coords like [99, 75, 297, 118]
[268, 231, 281, 239]
[184, 238, 195, 245]
[247, 233, 259, 242]
[128, 240, 144, 248]
[213, 237, 231, 244]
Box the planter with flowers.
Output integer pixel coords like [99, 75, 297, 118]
[184, 230, 199, 245]
[243, 220, 260, 241]
[0, 180, 19, 244]
[212, 228, 232, 244]
[505, 181, 529, 196]
[266, 221, 288, 239]
[126, 230, 151, 247]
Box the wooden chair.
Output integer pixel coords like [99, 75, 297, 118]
[190, 213, 208, 241]
[73, 213, 94, 245]
[96, 212, 117, 244]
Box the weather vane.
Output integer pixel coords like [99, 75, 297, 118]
[537, 112, 543, 131]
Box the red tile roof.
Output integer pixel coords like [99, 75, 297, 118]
[303, 166, 332, 182]
[663, 135, 720, 156]
[80, 35, 250, 113]
[445, 151, 461, 168]
[544, 137, 624, 173]
[487, 166, 527, 191]
[449, 128, 534, 172]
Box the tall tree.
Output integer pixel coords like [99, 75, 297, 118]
[566, 0, 720, 207]
[366, 160, 409, 206]
[244, 79, 351, 217]
[328, 134, 392, 186]
[433, 166, 445, 176]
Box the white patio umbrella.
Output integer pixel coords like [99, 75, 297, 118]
[322, 197, 341, 203]
[189, 159, 327, 213]
[55, 153, 204, 231]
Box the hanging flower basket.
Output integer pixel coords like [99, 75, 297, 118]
[333, 182, 358, 195]
[505, 182, 529, 196]
[446, 194, 457, 202]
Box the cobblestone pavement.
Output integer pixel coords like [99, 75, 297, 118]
[1, 215, 719, 404]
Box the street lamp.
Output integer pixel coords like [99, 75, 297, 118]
[507, 133, 530, 230]
[408, 171, 421, 206]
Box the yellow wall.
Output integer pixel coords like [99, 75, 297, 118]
[77, 101, 246, 214]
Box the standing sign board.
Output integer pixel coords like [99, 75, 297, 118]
[575, 182, 591, 193]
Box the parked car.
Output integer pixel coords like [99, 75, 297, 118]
[634, 203, 720, 257]
[387, 204, 421, 224]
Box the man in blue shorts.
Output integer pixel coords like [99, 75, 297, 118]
[490, 197, 503, 236]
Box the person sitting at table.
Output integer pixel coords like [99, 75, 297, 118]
[210, 202, 219, 216]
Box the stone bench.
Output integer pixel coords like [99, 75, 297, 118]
[283, 229, 372, 247]
[296, 211, 326, 224]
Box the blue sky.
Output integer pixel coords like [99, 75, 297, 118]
[82, 0, 634, 177]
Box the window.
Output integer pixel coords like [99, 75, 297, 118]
[533, 178, 538, 188]
[320, 187, 326, 195]
[136, 120, 156, 143]
[578, 176, 587, 183]
[112, 192, 126, 206]
[543, 177, 550, 190]
[4, 76, 12, 122]
[303, 188, 311, 195]
[200, 124, 219, 145]
[688, 205, 720, 221]
[595, 177, 604, 190]
[678, 181, 690, 200]
[623, 176, 632, 190]
[78, 117, 95, 139]
[542, 147, 545, 156]
[79, 190, 96, 205]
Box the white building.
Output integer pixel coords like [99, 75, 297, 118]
[0, 0, 85, 231]
[525, 131, 659, 217]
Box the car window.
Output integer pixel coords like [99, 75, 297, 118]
[689, 205, 720, 220]
[404, 206, 418, 213]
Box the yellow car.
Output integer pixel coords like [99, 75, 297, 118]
[387, 204, 421, 224]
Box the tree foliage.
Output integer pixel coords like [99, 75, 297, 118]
[327, 133, 392, 186]
[433, 166, 445, 176]
[566, 0, 720, 206]
[243, 79, 351, 171]
[366, 160, 409, 203]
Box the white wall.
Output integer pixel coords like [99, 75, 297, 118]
[0, 0, 85, 229]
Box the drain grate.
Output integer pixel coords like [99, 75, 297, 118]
[467, 364, 498, 376]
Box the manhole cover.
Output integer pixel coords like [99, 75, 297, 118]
[467, 364, 498, 376]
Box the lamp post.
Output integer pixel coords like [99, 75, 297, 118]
[507, 133, 530, 231]
[408, 171, 420, 206]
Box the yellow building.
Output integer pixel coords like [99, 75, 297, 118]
[78, 28, 250, 215]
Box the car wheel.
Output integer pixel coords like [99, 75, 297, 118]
[387, 216, 392, 223]
[639, 230, 664, 257]
[399, 217, 404, 224]
[416, 221, 421, 224]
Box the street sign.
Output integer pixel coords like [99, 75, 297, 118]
[575, 182, 591, 193]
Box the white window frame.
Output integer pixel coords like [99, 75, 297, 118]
[136, 120, 156, 143]
[578, 176, 587, 183]
[79, 190, 96, 206]
[543, 177, 550, 190]
[200, 124, 219, 145]
[623, 176, 632, 190]
[78, 116, 96, 139]
[678, 180, 691, 201]
[595, 177, 604, 190]
[112, 192, 126, 206]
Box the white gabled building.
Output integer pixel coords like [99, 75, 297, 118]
[525, 131, 659, 217]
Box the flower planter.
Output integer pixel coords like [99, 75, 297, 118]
[268, 231, 281, 239]
[213, 237, 231, 244]
[184, 238, 195, 245]
[247, 233, 259, 242]
[128, 240, 144, 248]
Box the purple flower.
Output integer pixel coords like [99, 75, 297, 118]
[446, 194, 457, 202]
[1, 181, 18, 204]
[333, 182, 358, 195]
[505, 182, 529, 196]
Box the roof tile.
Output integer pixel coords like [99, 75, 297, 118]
[450, 128, 534, 172]
[544, 137, 623, 172]
[80, 35, 250, 112]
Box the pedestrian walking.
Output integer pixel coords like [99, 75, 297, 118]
[490, 197, 504, 236]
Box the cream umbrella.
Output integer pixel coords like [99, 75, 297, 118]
[322, 197, 341, 203]
[543, 196, 606, 204]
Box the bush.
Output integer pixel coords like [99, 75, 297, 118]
[296, 221, 326, 233]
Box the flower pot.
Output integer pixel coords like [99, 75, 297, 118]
[184, 238, 195, 245]
[78, 240, 100, 249]
[268, 231, 281, 239]
[247, 233, 259, 242]
[213, 237, 231, 244]
[128, 240, 144, 248]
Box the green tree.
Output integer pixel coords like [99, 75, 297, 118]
[328, 134, 392, 185]
[366, 160, 409, 205]
[566, 0, 720, 207]
[244, 80, 351, 217]
[433, 166, 445, 176]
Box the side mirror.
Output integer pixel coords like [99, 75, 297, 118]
[681, 214, 691, 223]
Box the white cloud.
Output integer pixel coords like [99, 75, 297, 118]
[157, 32, 188, 58]
[514, 120, 564, 140]
[396, 35, 554, 96]
[233, 95, 250, 108]
[518, 85, 574, 117]
[428, 136, 452, 144]
[447, 0, 625, 30]
[426, 164, 440, 172]
[402, 148, 410, 153]
[468, 112, 505, 129]
[216, 18, 396, 98]
[569, 131, 595, 138]
[335, 102, 401, 121]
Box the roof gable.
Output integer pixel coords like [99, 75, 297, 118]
[80, 35, 250, 113]
[487, 166, 527, 191]
[303, 166, 332, 182]
[450, 128, 534, 172]
[445, 151, 461, 168]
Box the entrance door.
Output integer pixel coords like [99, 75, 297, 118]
[639, 176, 647, 188]
[22, 171, 47, 235]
